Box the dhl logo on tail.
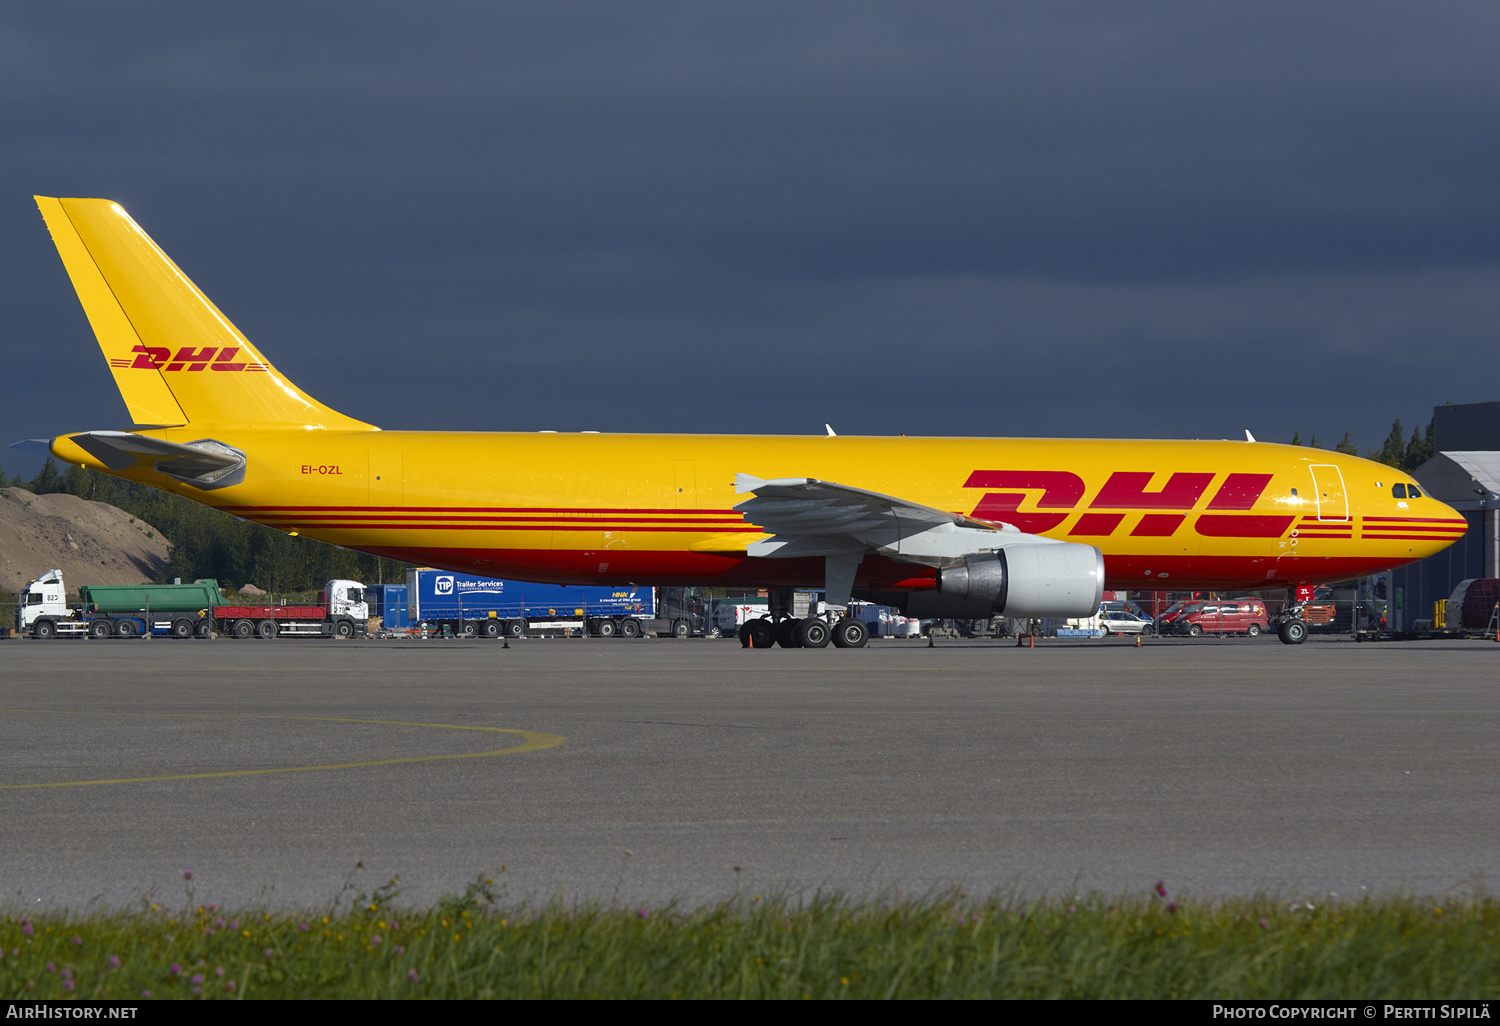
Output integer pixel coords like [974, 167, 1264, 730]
[108, 345, 266, 373]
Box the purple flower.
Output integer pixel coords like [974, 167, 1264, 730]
[214, 918, 225, 930]
[637, 909, 649, 919]
[192, 986, 202, 996]
[60, 968, 72, 980]
[1067, 906, 1077, 915]
[21, 924, 33, 936]
[408, 969, 420, 983]
[191, 973, 204, 985]
[1155, 881, 1167, 897]
[371, 935, 383, 947]
[203, 928, 214, 937]
[71, 935, 82, 946]
[1167, 902, 1178, 913]
[389, 919, 399, 930]
[264, 948, 275, 960]
[206, 902, 217, 913]
[1259, 918, 1271, 929]
[141, 991, 150, 999]
[169, 963, 182, 976]
[45, 962, 56, 973]
[215, 966, 225, 977]
[183, 870, 193, 880]
[394, 946, 405, 956]
[298, 923, 309, 932]
[18, 918, 28, 927]
[227, 920, 238, 931]
[108, 955, 121, 970]
[225, 981, 236, 994]
[62, 979, 74, 992]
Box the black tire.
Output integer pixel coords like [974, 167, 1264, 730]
[593, 619, 616, 638]
[114, 619, 138, 638]
[619, 618, 641, 639]
[481, 620, 502, 638]
[195, 620, 213, 638]
[1188, 624, 1203, 637]
[232, 619, 255, 638]
[171, 619, 193, 639]
[509, 618, 528, 637]
[334, 618, 355, 639]
[1246, 623, 1261, 637]
[830, 617, 869, 648]
[1140, 624, 1154, 637]
[88, 620, 110, 639]
[1279, 619, 1308, 645]
[459, 620, 478, 638]
[257, 620, 276, 639]
[744, 618, 775, 650]
[672, 618, 691, 639]
[795, 618, 831, 648]
[33, 620, 56, 639]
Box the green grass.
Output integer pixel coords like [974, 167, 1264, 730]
[2, 879, 1495, 999]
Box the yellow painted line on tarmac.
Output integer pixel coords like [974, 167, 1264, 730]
[0, 709, 565, 790]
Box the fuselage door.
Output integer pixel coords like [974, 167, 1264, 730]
[1309, 465, 1348, 521]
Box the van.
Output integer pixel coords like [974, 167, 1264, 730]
[1161, 600, 1270, 637]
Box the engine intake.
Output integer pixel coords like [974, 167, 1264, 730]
[936, 544, 1104, 618]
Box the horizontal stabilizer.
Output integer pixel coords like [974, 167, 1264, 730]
[65, 431, 246, 490]
[8, 439, 54, 455]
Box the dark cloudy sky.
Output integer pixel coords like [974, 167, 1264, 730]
[4, 1, 1498, 478]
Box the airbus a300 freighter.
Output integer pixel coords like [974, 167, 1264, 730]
[22, 197, 1467, 648]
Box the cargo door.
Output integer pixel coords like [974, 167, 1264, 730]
[1309, 465, 1348, 521]
[368, 448, 404, 507]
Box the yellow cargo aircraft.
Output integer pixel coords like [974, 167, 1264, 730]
[26, 197, 1465, 647]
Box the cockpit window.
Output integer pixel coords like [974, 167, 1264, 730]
[1392, 484, 1407, 498]
[1408, 485, 1422, 498]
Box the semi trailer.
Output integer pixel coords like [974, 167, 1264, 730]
[368, 570, 694, 638]
[14, 569, 368, 638]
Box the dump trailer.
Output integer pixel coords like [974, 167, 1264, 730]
[368, 570, 688, 638]
[15, 569, 368, 639]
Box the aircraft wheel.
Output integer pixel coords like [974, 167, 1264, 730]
[232, 619, 255, 638]
[830, 617, 868, 648]
[171, 618, 194, 639]
[743, 618, 775, 649]
[88, 620, 110, 639]
[257, 619, 276, 639]
[775, 618, 802, 648]
[1278, 619, 1308, 645]
[797, 618, 831, 649]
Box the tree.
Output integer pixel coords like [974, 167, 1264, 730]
[1372, 419, 1405, 468]
[1403, 419, 1435, 471]
[1334, 432, 1358, 455]
[1290, 431, 1302, 445]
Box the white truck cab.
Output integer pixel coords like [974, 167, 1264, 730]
[325, 579, 369, 622]
[16, 569, 72, 633]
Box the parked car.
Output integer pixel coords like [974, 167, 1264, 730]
[1098, 608, 1155, 636]
[1159, 600, 1270, 637]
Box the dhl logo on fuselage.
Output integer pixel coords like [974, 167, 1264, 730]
[966, 470, 1292, 539]
[106, 344, 268, 373]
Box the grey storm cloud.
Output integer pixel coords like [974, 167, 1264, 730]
[2, 0, 1499, 474]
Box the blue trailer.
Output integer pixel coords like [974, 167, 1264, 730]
[367, 570, 689, 639]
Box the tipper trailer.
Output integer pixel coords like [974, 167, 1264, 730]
[368, 570, 692, 638]
[14, 569, 369, 638]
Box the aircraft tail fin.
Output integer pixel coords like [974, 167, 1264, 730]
[34, 197, 372, 431]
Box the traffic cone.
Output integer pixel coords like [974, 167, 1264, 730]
[502, 640, 509, 649]
[1135, 634, 1141, 648]
[927, 636, 935, 648]
[1029, 633, 1034, 649]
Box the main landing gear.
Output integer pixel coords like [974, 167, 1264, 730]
[1271, 583, 1311, 645]
[737, 586, 869, 650]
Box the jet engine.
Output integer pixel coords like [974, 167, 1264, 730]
[935, 543, 1103, 618]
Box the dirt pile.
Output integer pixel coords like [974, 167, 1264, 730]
[0, 487, 170, 594]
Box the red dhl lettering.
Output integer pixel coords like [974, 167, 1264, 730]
[127, 344, 251, 371]
[967, 470, 1282, 538]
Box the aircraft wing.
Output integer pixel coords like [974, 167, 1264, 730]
[62, 431, 247, 490]
[732, 473, 1028, 564]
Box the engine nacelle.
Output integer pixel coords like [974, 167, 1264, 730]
[935, 543, 1104, 618]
